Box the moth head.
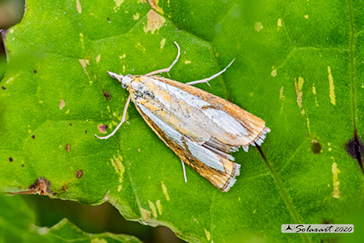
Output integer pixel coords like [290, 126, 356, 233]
[107, 71, 133, 89]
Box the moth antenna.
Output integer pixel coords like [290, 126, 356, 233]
[186, 58, 236, 86]
[145, 41, 181, 75]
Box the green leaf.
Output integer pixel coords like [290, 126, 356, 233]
[0, 194, 141, 242]
[1, 0, 364, 242]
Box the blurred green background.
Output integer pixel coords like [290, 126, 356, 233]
[0, 1, 182, 242]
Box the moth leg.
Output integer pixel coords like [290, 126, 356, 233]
[95, 95, 132, 140]
[181, 161, 188, 182]
[186, 58, 235, 86]
[146, 41, 181, 75]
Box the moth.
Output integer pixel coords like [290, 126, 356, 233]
[96, 42, 270, 192]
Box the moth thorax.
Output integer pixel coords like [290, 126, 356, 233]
[121, 74, 133, 89]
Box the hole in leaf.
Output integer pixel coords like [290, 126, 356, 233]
[311, 141, 321, 154]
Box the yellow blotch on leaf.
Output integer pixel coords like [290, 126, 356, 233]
[59, 99, 65, 110]
[294, 77, 304, 108]
[271, 69, 277, 77]
[148, 200, 158, 218]
[113, 0, 124, 11]
[161, 181, 170, 201]
[332, 161, 341, 199]
[204, 229, 211, 241]
[143, 10, 166, 34]
[110, 155, 125, 184]
[76, 0, 82, 14]
[156, 200, 162, 215]
[328, 66, 336, 105]
[148, 0, 164, 14]
[254, 22, 263, 32]
[160, 38, 166, 49]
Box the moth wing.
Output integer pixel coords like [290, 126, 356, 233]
[135, 102, 241, 192]
[152, 77, 270, 148]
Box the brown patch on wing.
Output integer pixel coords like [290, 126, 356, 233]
[135, 104, 239, 191]
[152, 77, 267, 146]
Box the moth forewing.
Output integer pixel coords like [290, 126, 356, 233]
[133, 75, 270, 151]
[135, 101, 241, 192]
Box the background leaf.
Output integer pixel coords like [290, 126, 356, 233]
[1, 0, 364, 242]
[0, 194, 141, 242]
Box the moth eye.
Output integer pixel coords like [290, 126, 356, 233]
[122, 83, 127, 89]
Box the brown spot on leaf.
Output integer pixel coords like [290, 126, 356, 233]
[322, 219, 333, 224]
[85, 130, 88, 134]
[1, 86, 5, 90]
[65, 144, 71, 152]
[107, 17, 110, 21]
[62, 184, 68, 191]
[97, 124, 108, 134]
[21, 164, 24, 167]
[34, 70, 37, 74]
[9, 157, 13, 162]
[311, 141, 321, 154]
[76, 170, 83, 178]
[32, 135, 35, 139]
[103, 90, 111, 100]
[16, 177, 53, 195]
[69, 123, 72, 126]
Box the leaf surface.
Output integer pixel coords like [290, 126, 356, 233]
[1, 0, 364, 242]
